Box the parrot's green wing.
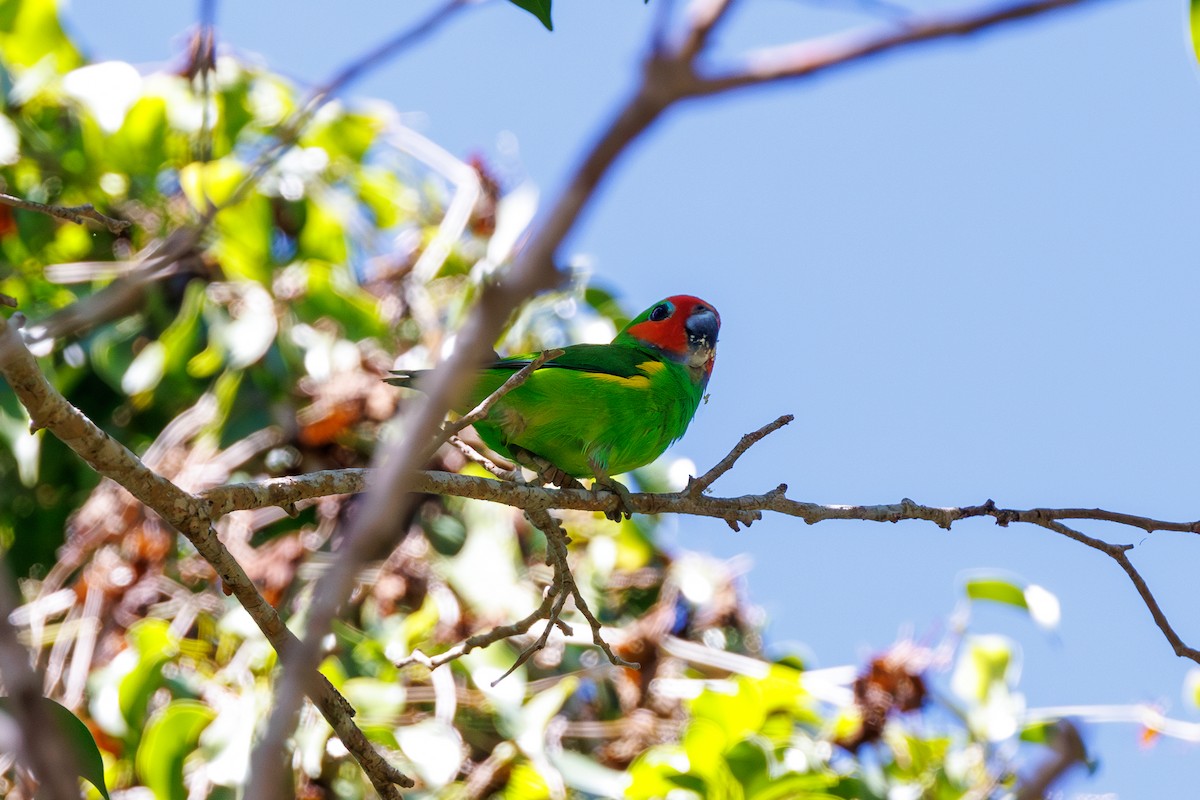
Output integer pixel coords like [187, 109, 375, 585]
[490, 343, 659, 379]
[386, 343, 660, 391]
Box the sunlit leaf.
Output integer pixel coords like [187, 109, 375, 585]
[724, 736, 770, 791]
[135, 700, 216, 800]
[0, 389, 39, 485]
[0, 0, 83, 73]
[504, 759, 552, 800]
[118, 619, 180, 736]
[306, 111, 379, 164]
[1192, 0, 1200, 64]
[554, 749, 631, 798]
[179, 156, 248, 209]
[964, 577, 1028, 611]
[690, 678, 766, 751]
[950, 634, 1014, 704]
[340, 677, 406, 726]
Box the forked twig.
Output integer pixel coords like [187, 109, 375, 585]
[438, 348, 564, 442]
[0, 192, 130, 235]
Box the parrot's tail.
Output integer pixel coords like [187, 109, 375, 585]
[384, 370, 428, 389]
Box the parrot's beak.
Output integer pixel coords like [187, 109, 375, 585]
[685, 306, 719, 351]
[684, 305, 719, 371]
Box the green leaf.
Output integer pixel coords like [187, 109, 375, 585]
[752, 782, 842, 800]
[135, 700, 215, 800]
[117, 619, 179, 736]
[724, 737, 770, 790]
[1019, 719, 1056, 745]
[0, 695, 111, 799]
[1192, 0, 1200, 64]
[964, 577, 1028, 611]
[690, 677, 766, 749]
[507, 0, 553, 30]
[425, 513, 467, 556]
[950, 634, 1014, 704]
[0, 0, 83, 72]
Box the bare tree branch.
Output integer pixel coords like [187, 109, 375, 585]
[398, 591, 560, 672]
[679, 0, 739, 60]
[0, 314, 414, 797]
[23, 225, 209, 346]
[1016, 720, 1086, 800]
[523, 508, 637, 674]
[687, 413, 793, 496]
[196, 407, 1200, 671]
[685, 0, 1100, 96]
[0, 191, 131, 235]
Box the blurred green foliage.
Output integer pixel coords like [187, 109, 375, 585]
[0, 1, 1096, 797]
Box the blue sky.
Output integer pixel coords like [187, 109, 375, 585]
[65, 0, 1200, 795]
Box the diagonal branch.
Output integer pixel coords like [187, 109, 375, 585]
[685, 0, 1100, 96]
[687, 413, 793, 496]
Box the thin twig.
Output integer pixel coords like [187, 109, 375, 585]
[439, 348, 565, 440]
[686, 0, 1099, 97]
[447, 435, 521, 480]
[687, 413, 793, 496]
[522, 509, 636, 675]
[1016, 720, 1086, 800]
[0, 192, 130, 235]
[397, 590, 559, 670]
[679, 0, 739, 59]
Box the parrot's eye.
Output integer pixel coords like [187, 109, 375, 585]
[649, 303, 671, 322]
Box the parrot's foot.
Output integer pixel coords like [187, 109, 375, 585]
[590, 467, 634, 523]
[510, 447, 585, 491]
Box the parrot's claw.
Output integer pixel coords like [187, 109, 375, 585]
[591, 472, 634, 523]
[511, 447, 585, 491]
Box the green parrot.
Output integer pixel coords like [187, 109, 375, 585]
[387, 295, 720, 510]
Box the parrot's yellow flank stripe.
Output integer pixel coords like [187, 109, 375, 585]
[583, 372, 651, 388]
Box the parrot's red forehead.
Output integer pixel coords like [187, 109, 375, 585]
[623, 295, 720, 356]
